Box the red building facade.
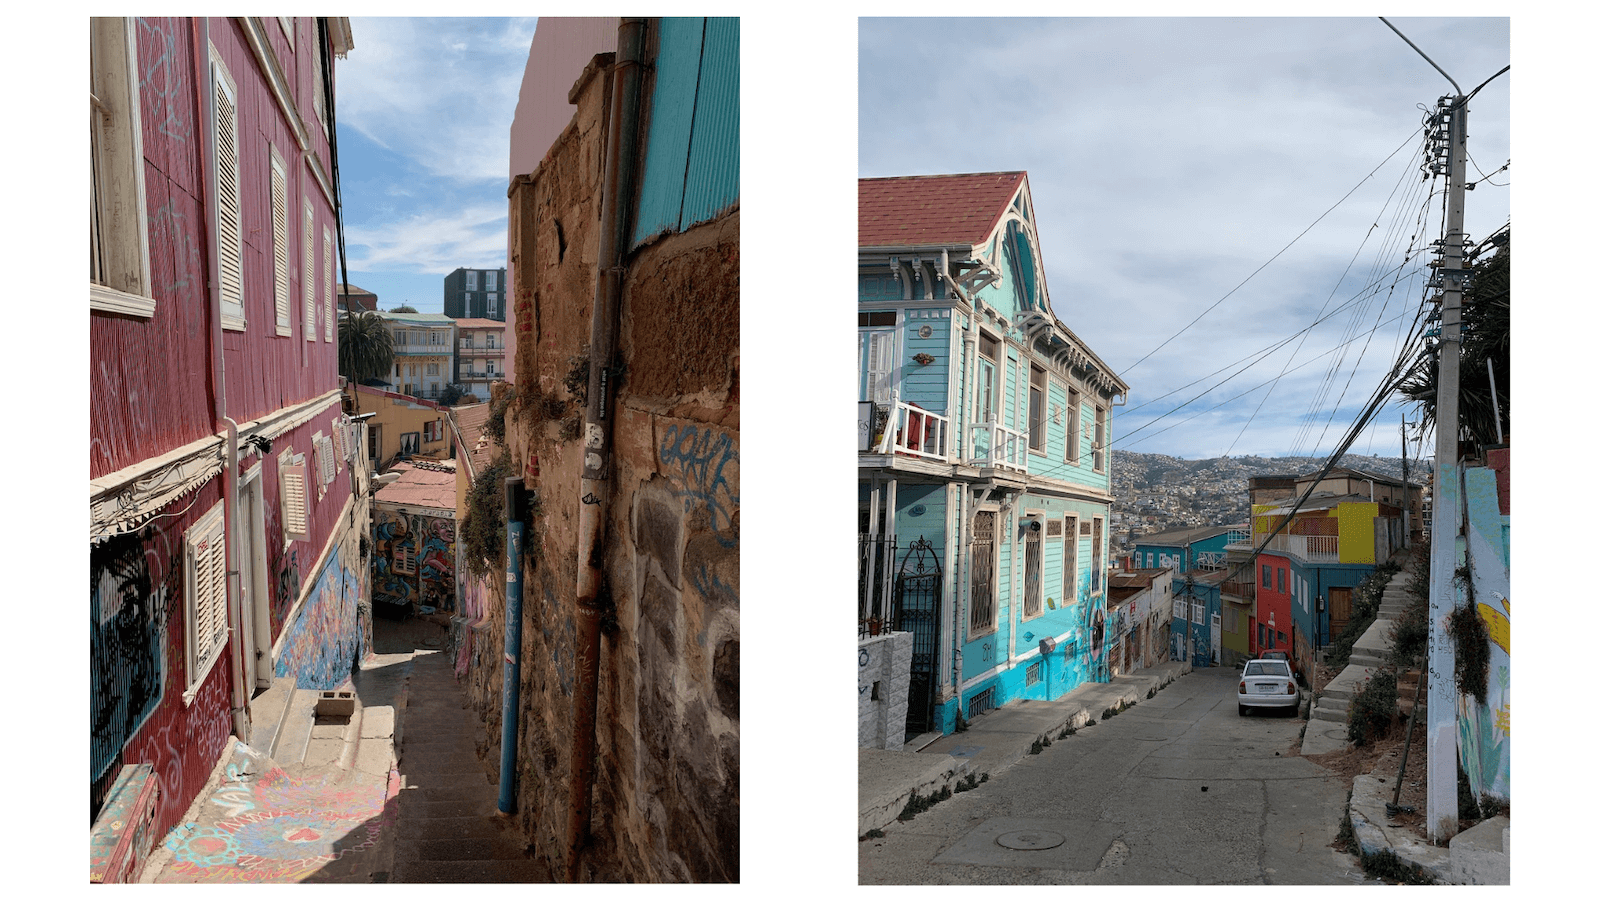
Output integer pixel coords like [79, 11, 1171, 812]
[90, 16, 362, 845]
[1252, 552, 1294, 656]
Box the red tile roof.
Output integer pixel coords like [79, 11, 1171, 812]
[859, 171, 1026, 248]
[374, 460, 457, 511]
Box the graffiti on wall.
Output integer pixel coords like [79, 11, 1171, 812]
[372, 508, 456, 610]
[452, 574, 494, 678]
[1458, 465, 1510, 801]
[91, 531, 174, 782]
[274, 545, 365, 691]
[658, 424, 739, 548]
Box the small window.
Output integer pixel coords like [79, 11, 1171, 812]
[858, 311, 895, 327]
[487, 270, 498, 291]
[281, 461, 309, 542]
[466, 271, 478, 291]
[322, 226, 334, 341]
[1093, 405, 1107, 472]
[1028, 365, 1046, 452]
[1065, 388, 1081, 463]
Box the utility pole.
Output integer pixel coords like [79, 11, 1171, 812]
[1424, 91, 1467, 844]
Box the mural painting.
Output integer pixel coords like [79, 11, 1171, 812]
[1458, 465, 1510, 801]
[452, 573, 494, 678]
[274, 544, 365, 691]
[161, 741, 400, 883]
[91, 530, 173, 783]
[372, 508, 456, 612]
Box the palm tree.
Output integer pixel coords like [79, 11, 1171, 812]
[1399, 225, 1509, 455]
[339, 310, 395, 388]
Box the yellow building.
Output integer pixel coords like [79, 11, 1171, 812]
[353, 385, 451, 471]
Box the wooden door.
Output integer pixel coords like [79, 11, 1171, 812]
[1328, 586, 1353, 640]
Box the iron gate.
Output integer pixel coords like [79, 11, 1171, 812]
[893, 537, 942, 738]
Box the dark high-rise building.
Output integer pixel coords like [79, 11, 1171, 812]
[443, 266, 507, 321]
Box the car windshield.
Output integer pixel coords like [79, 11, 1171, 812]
[1245, 661, 1289, 677]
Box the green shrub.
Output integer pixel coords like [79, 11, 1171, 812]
[1347, 668, 1398, 746]
[1388, 589, 1429, 666]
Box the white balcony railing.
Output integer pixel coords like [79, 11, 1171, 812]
[968, 421, 1028, 473]
[1263, 532, 1339, 563]
[881, 401, 951, 461]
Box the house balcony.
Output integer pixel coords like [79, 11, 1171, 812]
[1222, 528, 1252, 551]
[1221, 578, 1256, 602]
[1261, 532, 1339, 564]
[968, 421, 1027, 473]
[458, 345, 505, 357]
[859, 400, 951, 462]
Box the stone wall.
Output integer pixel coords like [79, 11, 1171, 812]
[858, 632, 913, 751]
[475, 51, 738, 882]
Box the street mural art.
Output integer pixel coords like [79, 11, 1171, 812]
[91, 531, 172, 782]
[161, 742, 401, 883]
[372, 508, 456, 611]
[274, 544, 365, 691]
[1458, 465, 1510, 801]
[452, 573, 494, 678]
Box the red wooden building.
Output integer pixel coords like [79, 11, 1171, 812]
[89, 16, 364, 852]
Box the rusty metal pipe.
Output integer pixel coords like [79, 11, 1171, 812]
[565, 16, 646, 882]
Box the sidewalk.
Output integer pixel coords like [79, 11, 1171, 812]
[859, 660, 1192, 836]
[141, 613, 542, 883]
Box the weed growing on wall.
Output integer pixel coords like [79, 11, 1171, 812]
[461, 454, 513, 579]
[1447, 567, 1490, 704]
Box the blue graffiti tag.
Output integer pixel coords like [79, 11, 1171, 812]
[657, 425, 739, 547]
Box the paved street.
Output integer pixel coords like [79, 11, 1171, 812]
[859, 666, 1371, 885]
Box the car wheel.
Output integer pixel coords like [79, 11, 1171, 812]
[1238, 704, 1246, 716]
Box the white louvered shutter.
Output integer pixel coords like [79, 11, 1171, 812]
[303, 199, 316, 340]
[281, 463, 309, 542]
[318, 434, 336, 485]
[272, 150, 291, 335]
[187, 505, 228, 688]
[331, 422, 346, 470]
[323, 225, 334, 341]
[212, 58, 244, 327]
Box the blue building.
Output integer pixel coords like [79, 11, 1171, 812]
[1131, 523, 1244, 667]
[858, 172, 1129, 739]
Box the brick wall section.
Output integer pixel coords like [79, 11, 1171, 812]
[466, 52, 738, 883]
[1486, 447, 1509, 515]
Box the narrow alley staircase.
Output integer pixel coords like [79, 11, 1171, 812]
[390, 638, 549, 882]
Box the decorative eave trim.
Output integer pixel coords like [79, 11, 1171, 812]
[91, 390, 343, 543]
[238, 16, 312, 153]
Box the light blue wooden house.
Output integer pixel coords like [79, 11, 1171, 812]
[858, 172, 1130, 739]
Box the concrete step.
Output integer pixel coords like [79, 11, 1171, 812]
[1311, 706, 1347, 726]
[398, 792, 499, 818]
[397, 837, 529, 862]
[397, 814, 507, 843]
[248, 675, 298, 757]
[391, 857, 549, 883]
[272, 687, 322, 767]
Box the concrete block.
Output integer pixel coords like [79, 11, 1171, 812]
[1448, 815, 1509, 885]
[317, 690, 357, 718]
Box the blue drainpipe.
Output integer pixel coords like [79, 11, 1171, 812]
[498, 478, 526, 814]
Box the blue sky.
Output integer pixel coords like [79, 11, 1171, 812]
[334, 17, 537, 313]
[860, 16, 1510, 461]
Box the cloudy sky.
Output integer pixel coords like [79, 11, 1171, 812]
[860, 16, 1510, 461]
[334, 17, 537, 312]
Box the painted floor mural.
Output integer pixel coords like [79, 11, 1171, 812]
[158, 744, 399, 883]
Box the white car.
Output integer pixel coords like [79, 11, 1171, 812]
[1238, 659, 1298, 715]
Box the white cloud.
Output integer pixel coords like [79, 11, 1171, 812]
[345, 202, 508, 274]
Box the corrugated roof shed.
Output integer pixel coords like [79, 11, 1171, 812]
[374, 460, 457, 512]
[858, 171, 1025, 248]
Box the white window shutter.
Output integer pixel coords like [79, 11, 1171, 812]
[211, 57, 244, 328]
[323, 225, 334, 341]
[271, 150, 291, 335]
[185, 503, 228, 693]
[303, 199, 316, 341]
[318, 434, 336, 485]
[281, 463, 309, 541]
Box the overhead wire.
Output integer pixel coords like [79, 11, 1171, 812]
[1119, 124, 1424, 376]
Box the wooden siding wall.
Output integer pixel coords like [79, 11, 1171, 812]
[91, 17, 340, 480]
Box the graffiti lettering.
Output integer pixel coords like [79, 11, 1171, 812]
[91, 532, 173, 782]
[657, 424, 739, 547]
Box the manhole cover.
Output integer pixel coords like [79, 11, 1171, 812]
[996, 830, 1066, 851]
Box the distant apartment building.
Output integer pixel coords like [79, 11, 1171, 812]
[452, 318, 506, 401]
[443, 266, 507, 321]
[373, 310, 455, 400]
[338, 281, 377, 312]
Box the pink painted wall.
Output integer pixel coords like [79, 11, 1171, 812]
[504, 17, 618, 385]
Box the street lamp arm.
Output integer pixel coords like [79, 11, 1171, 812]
[1379, 17, 1462, 97]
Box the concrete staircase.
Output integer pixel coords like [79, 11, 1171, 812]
[390, 650, 548, 882]
[1306, 553, 1421, 735]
